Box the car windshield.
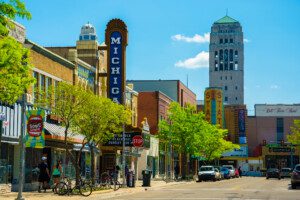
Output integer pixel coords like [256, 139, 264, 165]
[200, 167, 213, 171]
[220, 167, 229, 171]
[223, 166, 233, 170]
[295, 166, 300, 171]
[267, 168, 278, 172]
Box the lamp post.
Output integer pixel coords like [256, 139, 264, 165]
[16, 93, 27, 200]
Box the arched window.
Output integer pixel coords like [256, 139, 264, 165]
[235, 61, 238, 70]
[229, 49, 233, 61]
[235, 50, 238, 57]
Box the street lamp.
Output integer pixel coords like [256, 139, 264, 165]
[122, 89, 134, 187]
[16, 93, 27, 200]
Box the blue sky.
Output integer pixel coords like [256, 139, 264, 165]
[19, 0, 300, 114]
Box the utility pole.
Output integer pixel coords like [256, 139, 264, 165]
[122, 91, 126, 188]
[16, 93, 27, 200]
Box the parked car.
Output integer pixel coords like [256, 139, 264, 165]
[234, 168, 240, 178]
[281, 168, 292, 178]
[198, 166, 221, 182]
[220, 167, 230, 179]
[222, 165, 235, 178]
[266, 168, 281, 179]
[291, 164, 300, 189]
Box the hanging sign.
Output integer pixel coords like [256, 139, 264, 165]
[25, 110, 45, 148]
[105, 19, 128, 104]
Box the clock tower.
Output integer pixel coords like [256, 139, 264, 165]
[209, 15, 244, 105]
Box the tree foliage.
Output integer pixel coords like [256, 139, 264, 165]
[158, 102, 239, 161]
[287, 119, 300, 145]
[0, 36, 34, 104]
[0, 0, 33, 104]
[0, 0, 31, 36]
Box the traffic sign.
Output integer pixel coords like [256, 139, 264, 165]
[132, 135, 143, 147]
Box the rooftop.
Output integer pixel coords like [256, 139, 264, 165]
[214, 15, 239, 24]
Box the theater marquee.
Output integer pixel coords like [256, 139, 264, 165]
[105, 19, 128, 104]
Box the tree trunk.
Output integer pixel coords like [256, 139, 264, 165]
[181, 152, 187, 179]
[90, 144, 95, 185]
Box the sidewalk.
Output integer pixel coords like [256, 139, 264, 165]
[0, 179, 193, 200]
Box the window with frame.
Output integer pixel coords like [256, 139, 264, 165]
[235, 50, 238, 57]
[225, 38, 228, 43]
[215, 61, 218, 71]
[220, 39, 223, 44]
[225, 97, 228, 101]
[225, 86, 228, 90]
[230, 38, 233, 43]
[215, 51, 218, 58]
[235, 61, 238, 70]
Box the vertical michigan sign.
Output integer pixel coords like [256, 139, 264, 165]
[105, 19, 128, 104]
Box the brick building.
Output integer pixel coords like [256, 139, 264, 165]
[127, 80, 196, 107]
[247, 104, 300, 169]
[137, 91, 172, 135]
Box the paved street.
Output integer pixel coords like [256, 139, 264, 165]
[1, 177, 299, 200]
[107, 177, 299, 200]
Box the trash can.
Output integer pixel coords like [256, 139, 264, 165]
[142, 170, 152, 187]
[127, 171, 135, 187]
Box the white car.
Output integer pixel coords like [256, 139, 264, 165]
[222, 165, 235, 178]
[198, 166, 221, 182]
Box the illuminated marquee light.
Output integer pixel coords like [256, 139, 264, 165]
[109, 32, 123, 104]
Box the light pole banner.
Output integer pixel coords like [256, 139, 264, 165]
[25, 109, 45, 148]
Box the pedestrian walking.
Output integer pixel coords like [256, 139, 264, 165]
[174, 164, 180, 180]
[52, 160, 63, 191]
[238, 166, 242, 178]
[38, 157, 50, 193]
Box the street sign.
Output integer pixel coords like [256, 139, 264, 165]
[132, 135, 143, 147]
[0, 112, 6, 121]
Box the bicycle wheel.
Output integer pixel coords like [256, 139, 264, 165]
[56, 182, 68, 195]
[112, 180, 121, 191]
[79, 183, 92, 197]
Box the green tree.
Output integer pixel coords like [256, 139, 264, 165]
[0, 0, 33, 104]
[38, 82, 92, 182]
[73, 93, 131, 183]
[287, 119, 300, 145]
[0, 37, 34, 104]
[0, 0, 31, 36]
[158, 102, 206, 178]
[158, 102, 239, 178]
[197, 123, 239, 162]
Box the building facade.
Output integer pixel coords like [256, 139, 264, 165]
[126, 80, 196, 107]
[209, 15, 244, 105]
[247, 104, 300, 169]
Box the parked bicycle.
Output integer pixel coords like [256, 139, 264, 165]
[56, 176, 92, 197]
[100, 171, 123, 191]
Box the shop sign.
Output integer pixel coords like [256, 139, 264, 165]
[255, 104, 300, 117]
[204, 88, 223, 127]
[25, 110, 45, 148]
[269, 147, 295, 153]
[78, 65, 95, 89]
[105, 132, 150, 148]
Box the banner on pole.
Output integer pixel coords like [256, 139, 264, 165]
[25, 110, 45, 148]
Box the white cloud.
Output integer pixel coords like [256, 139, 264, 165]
[171, 33, 210, 43]
[270, 85, 280, 89]
[175, 51, 209, 69]
[244, 38, 250, 43]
